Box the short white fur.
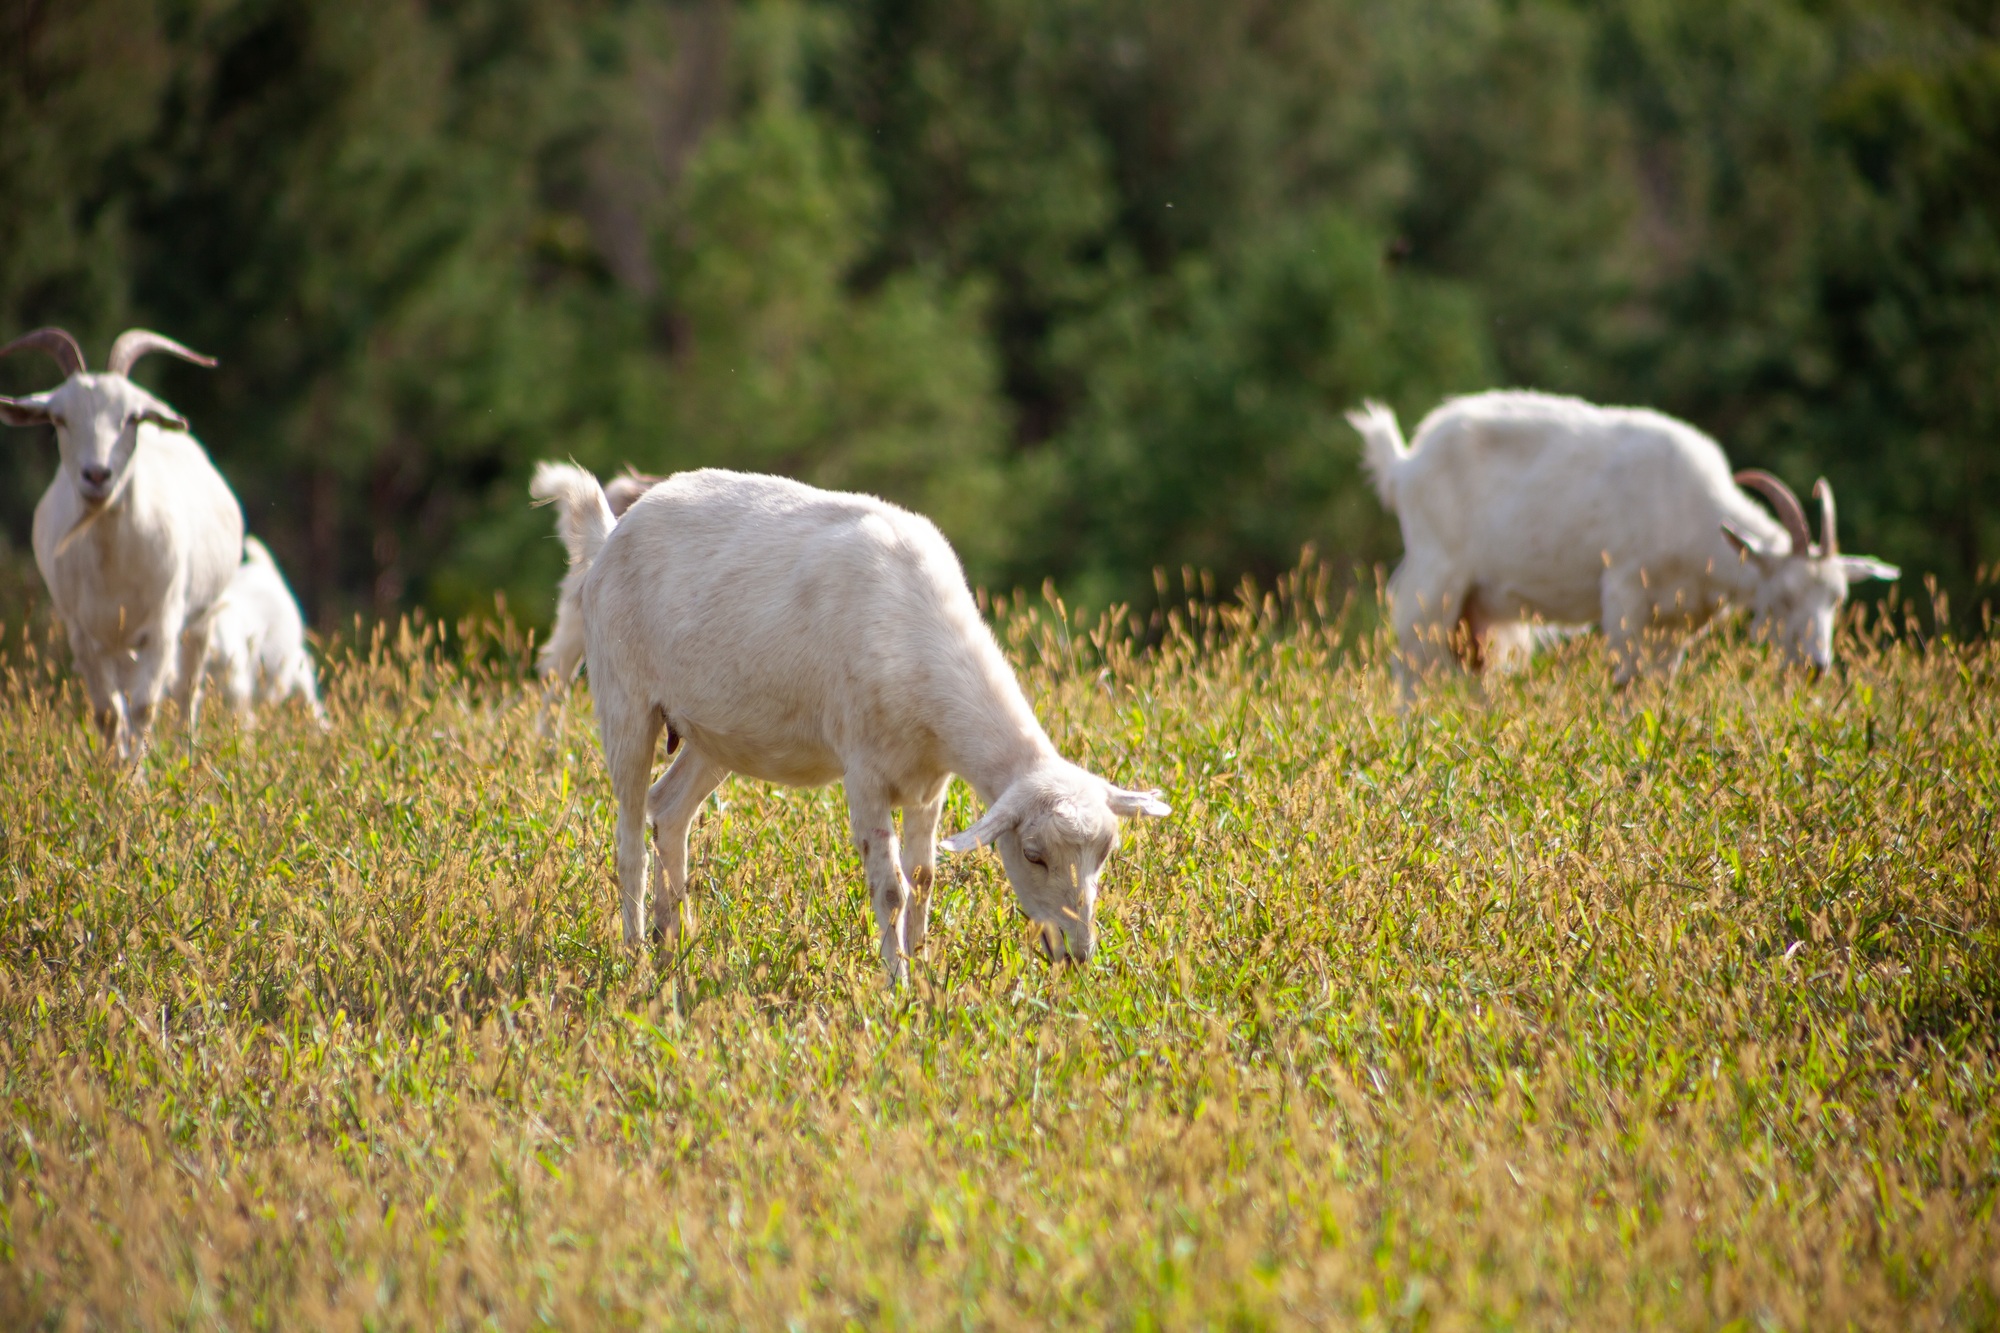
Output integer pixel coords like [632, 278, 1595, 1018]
[0, 328, 246, 762]
[530, 462, 1169, 983]
[1348, 391, 1899, 688]
[204, 537, 327, 726]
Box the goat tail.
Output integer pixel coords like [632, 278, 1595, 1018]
[530, 461, 615, 684]
[531, 461, 615, 574]
[1345, 400, 1409, 513]
[242, 535, 276, 568]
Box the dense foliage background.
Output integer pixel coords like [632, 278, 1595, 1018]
[4, 0, 1996, 629]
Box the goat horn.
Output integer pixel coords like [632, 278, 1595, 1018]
[107, 329, 217, 378]
[0, 327, 86, 378]
[1734, 469, 1813, 557]
[1812, 478, 1836, 556]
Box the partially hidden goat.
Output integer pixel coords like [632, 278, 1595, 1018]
[1347, 391, 1899, 688]
[530, 463, 1170, 983]
[1, 327, 245, 760]
[535, 465, 659, 732]
[205, 537, 326, 726]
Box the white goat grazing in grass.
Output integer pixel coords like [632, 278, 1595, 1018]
[0, 327, 244, 760]
[1348, 391, 1900, 689]
[205, 537, 326, 726]
[531, 462, 1169, 983]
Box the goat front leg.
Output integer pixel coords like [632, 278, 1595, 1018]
[1388, 562, 1468, 699]
[67, 631, 126, 757]
[898, 778, 949, 957]
[845, 779, 910, 987]
[1600, 567, 1656, 689]
[645, 745, 725, 946]
[1664, 612, 1722, 681]
[287, 652, 330, 730]
[118, 623, 180, 763]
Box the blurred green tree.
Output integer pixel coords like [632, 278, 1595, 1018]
[2, 0, 1993, 634]
[1039, 209, 1494, 608]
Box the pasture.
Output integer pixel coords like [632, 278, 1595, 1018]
[2, 580, 1996, 1328]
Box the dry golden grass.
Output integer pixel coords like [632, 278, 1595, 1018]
[2, 577, 1997, 1329]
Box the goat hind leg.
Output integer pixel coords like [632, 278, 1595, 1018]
[645, 746, 725, 945]
[1389, 565, 1468, 693]
[1600, 568, 1657, 688]
[596, 689, 663, 946]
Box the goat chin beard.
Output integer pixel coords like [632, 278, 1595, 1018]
[54, 473, 133, 558]
[53, 506, 107, 559]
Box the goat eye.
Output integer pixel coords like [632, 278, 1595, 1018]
[1024, 851, 1046, 868]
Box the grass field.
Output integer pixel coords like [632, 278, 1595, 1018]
[2, 577, 1997, 1329]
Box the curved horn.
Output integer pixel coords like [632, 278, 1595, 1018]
[1812, 478, 1836, 556]
[1734, 469, 1813, 557]
[0, 327, 86, 378]
[107, 329, 217, 378]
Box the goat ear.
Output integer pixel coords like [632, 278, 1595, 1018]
[1106, 785, 1171, 819]
[1839, 555, 1900, 583]
[603, 473, 653, 518]
[136, 408, 189, 432]
[941, 801, 1017, 853]
[0, 395, 54, 428]
[1721, 522, 1779, 564]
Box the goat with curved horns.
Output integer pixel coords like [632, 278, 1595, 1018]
[1348, 391, 1899, 688]
[0, 327, 245, 760]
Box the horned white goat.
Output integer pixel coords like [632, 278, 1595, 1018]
[1347, 391, 1899, 688]
[0, 327, 245, 760]
[530, 462, 1170, 983]
[204, 537, 326, 725]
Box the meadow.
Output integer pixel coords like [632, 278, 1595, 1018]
[2, 575, 1996, 1329]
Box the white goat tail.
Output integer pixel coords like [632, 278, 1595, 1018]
[531, 461, 616, 574]
[1344, 400, 1408, 512]
[529, 461, 618, 692]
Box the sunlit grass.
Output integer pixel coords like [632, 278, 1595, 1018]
[2, 577, 1996, 1328]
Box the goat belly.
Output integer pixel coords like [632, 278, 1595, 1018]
[675, 720, 844, 789]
